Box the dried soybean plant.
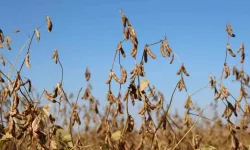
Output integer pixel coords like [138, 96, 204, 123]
[0, 8, 250, 150]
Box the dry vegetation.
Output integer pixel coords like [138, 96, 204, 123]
[0, 9, 250, 150]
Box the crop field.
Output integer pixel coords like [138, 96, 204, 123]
[0, 5, 250, 150]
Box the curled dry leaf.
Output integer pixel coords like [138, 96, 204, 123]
[46, 15, 53, 32]
[35, 28, 40, 41]
[140, 79, 150, 92]
[25, 53, 31, 68]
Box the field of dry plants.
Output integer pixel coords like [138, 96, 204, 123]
[0, 9, 250, 150]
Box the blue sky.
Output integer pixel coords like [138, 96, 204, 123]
[1, 0, 250, 127]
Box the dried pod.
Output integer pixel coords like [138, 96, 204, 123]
[170, 53, 174, 64]
[183, 112, 191, 128]
[130, 44, 137, 58]
[127, 115, 134, 132]
[124, 28, 130, 40]
[46, 15, 53, 32]
[182, 64, 190, 76]
[237, 42, 244, 53]
[35, 28, 40, 41]
[51, 49, 58, 64]
[0, 29, 4, 43]
[226, 43, 236, 57]
[145, 46, 156, 59]
[0, 55, 5, 66]
[120, 9, 127, 29]
[82, 88, 90, 100]
[214, 88, 221, 100]
[85, 67, 91, 81]
[160, 42, 167, 57]
[223, 63, 230, 78]
[192, 135, 202, 149]
[12, 92, 20, 110]
[227, 101, 237, 117]
[123, 88, 129, 101]
[106, 71, 113, 84]
[209, 74, 216, 88]
[0, 74, 4, 83]
[178, 78, 185, 91]
[6, 36, 11, 50]
[44, 90, 58, 103]
[25, 52, 31, 68]
[184, 96, 195, 109]
[222, 106, 232, 119]
[143, 49, 148, 63]
[226, 23, 235, 37]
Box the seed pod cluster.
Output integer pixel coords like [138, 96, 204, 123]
[184, 96, 195, 109]
[176, 63, 190, 76]
[178, 78, 186, 91]
[226, 23, 235, 37]
[220, 85, 229, 100]
[120, 9, 138, 58]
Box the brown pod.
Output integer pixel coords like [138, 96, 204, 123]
[120, 65, 127, 83]
[170, 54, 174, 64]
[106, 71, 112, 84]
[226, 43, 236, 57]
[223, 63, 230, 79]
[130, 44, 137, 58]
[226, 23, 235, 37]
[143, 49, 148, 63]
[46, 15, 53, 32]
[124, 28, 130, 40]
[35, 28, 40, 41]
[0, 55, 5, 66]
[0, 29, 4, 43]
[25, 52, 31, 68]
[5, 36, 11, 50]
[52, 49, 58, 64]
[145, 46, 156, 59]
[127, 115, 134, 132]
[160, 42, 167, 57]
[123, 88, 129, 101]
[112, 72, 122, 84]
[12, 92, 19, 110]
